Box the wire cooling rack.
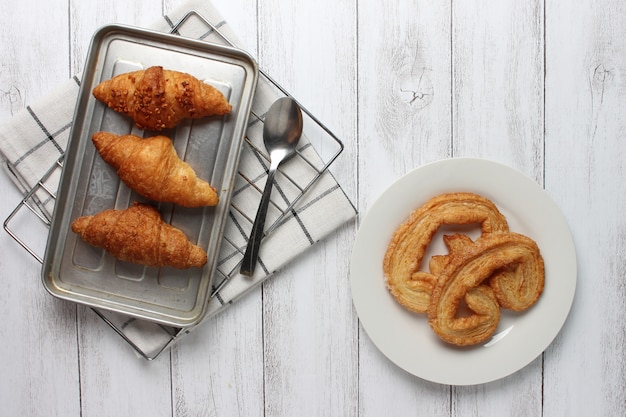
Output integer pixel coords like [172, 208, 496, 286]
[3, 10, 344, 360]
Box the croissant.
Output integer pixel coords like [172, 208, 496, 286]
[93, 66, 232, 130]
[92, 131, 218, 207]
[71, 202, 207, 269]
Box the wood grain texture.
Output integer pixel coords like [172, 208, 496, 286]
[451, 0, 544, 414]
[356, 1, 452, 415]
[544, 0, 626, 415]
[0, 200, 80, 416]
[452, 0, 545, 178]
[69, 0, 166, 75]
[167, 1, 267, 416]
[0, 2, 79, 416]
[0, 0, 625, 415]
[257, 0, 359, 416]
[67, 2, 175, 417]
[0, 0, 69, 109]
[170, 293, 265, 417]
[78, 306, 173, 417]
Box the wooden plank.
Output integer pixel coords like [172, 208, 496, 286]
[0, 199, 81, 415]
[204, 0, 259, 53]
[452, 0, 545, 177]
[1, 0, 625, 415]
[77, 307, 173, 417]
[67, 1, 173, 416]
[450, 0, 544, 412]
[69, 0, 170, 74]
[0, 0, 70, 104]
[0, 1, 80, 416]
[544, 0, 626, 415]
[171, 294, 265, 417]
[167, 1, 266, 416]
[256, 0, 359, 415]
[356, 1, 452, 415]
[358, 1, 452, 200]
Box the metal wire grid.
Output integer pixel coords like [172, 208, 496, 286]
[4, 157, 62, 263]
[210, 92, 344, 297]
[3, 11, 344, 359]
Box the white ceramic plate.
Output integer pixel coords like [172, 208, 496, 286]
[350, 158, 577, 385]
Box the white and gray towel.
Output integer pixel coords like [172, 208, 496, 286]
[0, 0, 356, 358]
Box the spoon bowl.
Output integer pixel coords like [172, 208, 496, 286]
[263, 97, 303, 157]
[240, 97, 303, 276]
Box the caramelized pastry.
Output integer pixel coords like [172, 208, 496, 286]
[383, 192, 509, 313]
[427, 233, 544, 346]
[92, 132, 218, 207]
[490, 249, 545, 311]
[93, 66, 232, 130]
[71, 202, 207, 269]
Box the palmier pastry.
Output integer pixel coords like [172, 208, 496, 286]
[490, 258, 545, 311]
[427, 233, 544, 346]
[383, 192, 509, 313]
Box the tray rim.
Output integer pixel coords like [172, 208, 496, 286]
[41, 23, 259, 328]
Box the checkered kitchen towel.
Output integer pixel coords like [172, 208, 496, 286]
[0, 0, 356, 358]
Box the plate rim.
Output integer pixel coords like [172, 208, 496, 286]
[350, 157, 577, 385]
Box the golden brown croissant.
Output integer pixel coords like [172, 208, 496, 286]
[427, 233, 544, 346]
[92, 131, 218, 207]
[71, 202, 207, 269]
[93, 66, 232, 130]
[383, 192, 509, 313]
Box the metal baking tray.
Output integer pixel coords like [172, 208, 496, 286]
[41, 24, 258, 327]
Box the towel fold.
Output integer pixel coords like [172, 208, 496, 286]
[0, 0, 356, 358]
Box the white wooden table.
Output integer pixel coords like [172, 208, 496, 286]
[1, 0, 624, 415]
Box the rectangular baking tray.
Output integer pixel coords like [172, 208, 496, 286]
[41, 24, 258, 328]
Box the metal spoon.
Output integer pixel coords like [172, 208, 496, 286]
[240, 97, 303, 276]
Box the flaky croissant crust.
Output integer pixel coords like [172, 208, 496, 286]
[92, 132, 218, 207]
[71, 202, 207, 269]
[93, 66, 232, 130]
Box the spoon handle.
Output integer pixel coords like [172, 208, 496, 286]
[240, 161, 279, 276]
